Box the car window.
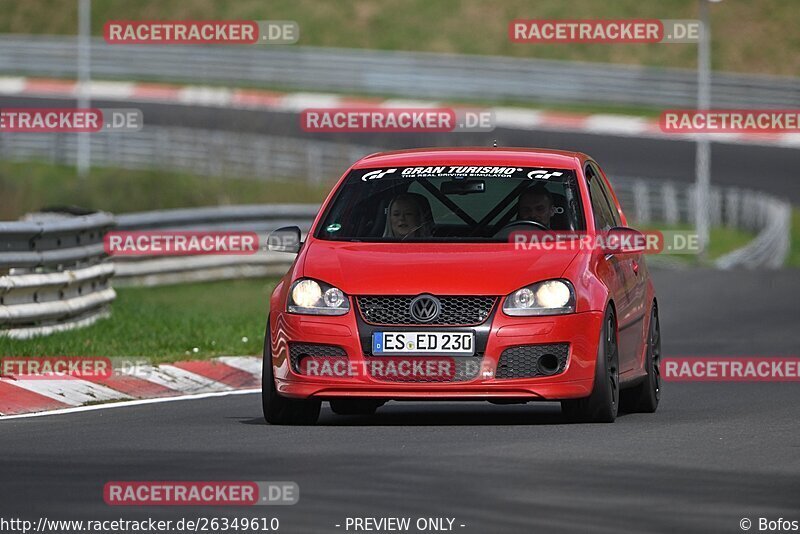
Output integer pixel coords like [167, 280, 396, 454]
[589, 163, 621, 226]
[585, 164, 617, 231]
[315, 165, 586, 241]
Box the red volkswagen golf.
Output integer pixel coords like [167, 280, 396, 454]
[263, 148, 661, 424]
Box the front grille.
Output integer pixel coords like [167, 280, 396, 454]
[495, 344, 569, 379]
[289, 342, 346, 373]
[364, 356, 482, 383]
[357, 296, 496, 326]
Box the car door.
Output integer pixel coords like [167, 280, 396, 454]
[593, 163, 649, 371]
[585, 163, 638, 374]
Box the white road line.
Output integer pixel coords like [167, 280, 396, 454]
[0, 389, 260, 420]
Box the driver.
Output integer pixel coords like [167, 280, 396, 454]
[517, 185, 555, 228]
[384, 193, 434, 238]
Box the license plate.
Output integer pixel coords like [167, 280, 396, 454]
[372, 332, 475, 356]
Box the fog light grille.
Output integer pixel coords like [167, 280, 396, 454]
[495, 344, 569, 379]
[288, 343, 346, 374]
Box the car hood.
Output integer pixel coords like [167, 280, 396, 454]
[300, 240, 580, 295]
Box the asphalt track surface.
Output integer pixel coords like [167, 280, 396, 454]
[3, 95, 800, 203]
[1, 269, 799, 534]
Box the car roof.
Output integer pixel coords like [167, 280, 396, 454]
[352, 147, 587, 169]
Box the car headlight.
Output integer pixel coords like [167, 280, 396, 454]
[503, 279, 575, 316]
[288, 278, 350, 315]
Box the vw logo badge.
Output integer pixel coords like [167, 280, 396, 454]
[409, 294, 441, 323]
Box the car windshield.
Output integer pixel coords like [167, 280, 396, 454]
[315, 165, 585, 242]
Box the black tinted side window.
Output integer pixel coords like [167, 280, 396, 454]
[586, 165, 616, 231]
[590, 163, 621, 226]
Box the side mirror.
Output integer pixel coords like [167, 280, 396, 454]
[267, 226, 302, 253]
[600, 227, 647, 254]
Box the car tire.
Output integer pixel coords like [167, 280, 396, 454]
[620, 304, 661, 414]
[262, 319, 321, 425]
[561, 308, 619, 423]
[329, 399, 382, 416]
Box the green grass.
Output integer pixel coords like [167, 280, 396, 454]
[704, 226, 756, 260]
[0, 160, 330, 220]
[0, 278, 278, 363]
[0, 0, 797, 76]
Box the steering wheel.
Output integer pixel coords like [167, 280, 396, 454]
[494, 219, 548, 239]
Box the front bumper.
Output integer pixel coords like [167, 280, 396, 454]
[270, 309, 604, 401]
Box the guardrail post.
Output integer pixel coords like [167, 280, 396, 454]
[307, 145, 322, 185]
[662, 183, 679, 225]
[725, 188, 740, 229]
[710, 188, 723, 227]
[632, 181, 650, 223]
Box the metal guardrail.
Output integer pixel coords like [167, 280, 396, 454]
[0, 211, 116, 339]
[0, 126, 376, 184]
[715, 196, 792, 269]
[113, 205, 317, 286]
[1, 35, 799, 108]
[612, 177, 792, 269]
